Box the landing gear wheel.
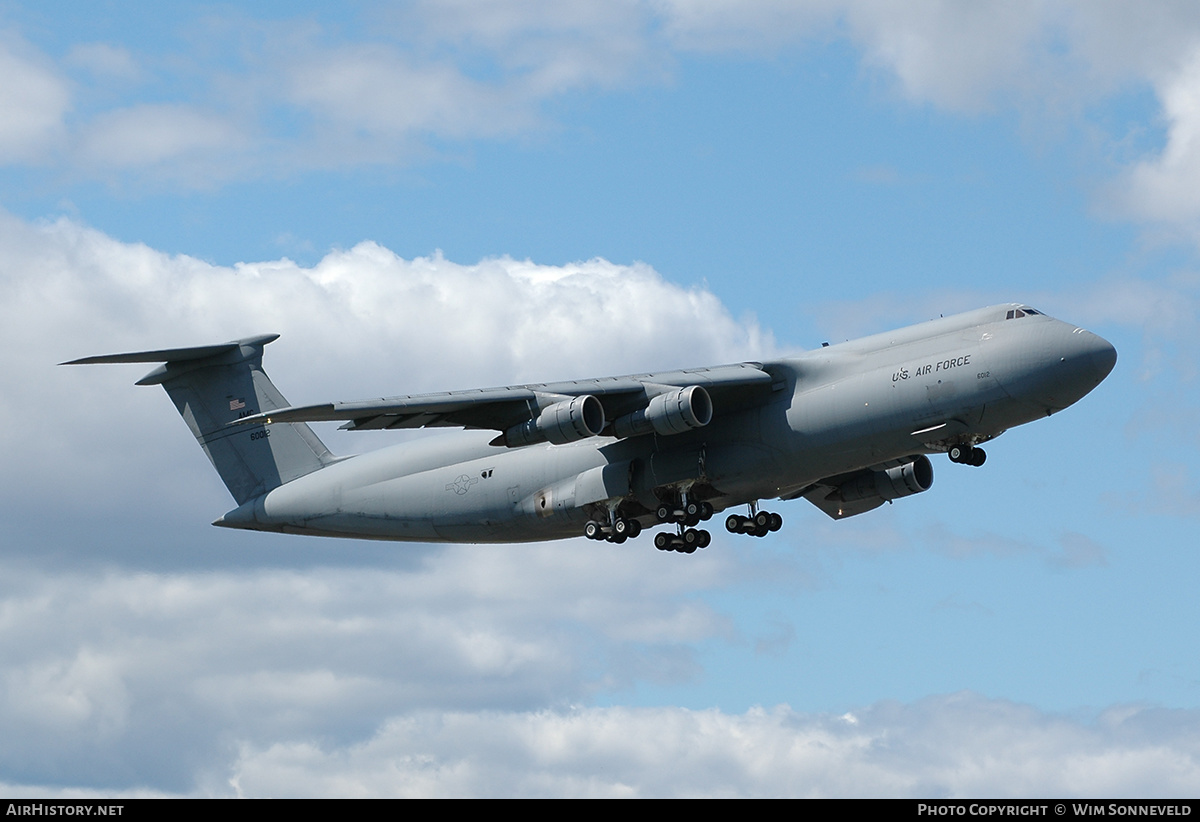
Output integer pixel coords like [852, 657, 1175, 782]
[654, 532, 671, 551]
[700, 502, 714, 521]
[753, 511, 772, 531]
[656, 505, 672, 522]
[584, 521, 602, 540]
[949, 445, 968, 463]
[697, 529, 711, 548]
[969, 448, 987, 467]
[626, 519, 642, 538]
[726, 514, 743, 533]
[768, 512, 783, 532]
[613, 518, 631, 538]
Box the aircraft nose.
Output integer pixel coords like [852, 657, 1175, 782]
[1043, 326, 1117, 409]
[1088, 333, 1118, 383]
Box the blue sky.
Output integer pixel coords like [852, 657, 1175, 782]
[2, 1, 1200, 797]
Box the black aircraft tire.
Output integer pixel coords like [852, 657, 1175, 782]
[725, 515, 742, 533]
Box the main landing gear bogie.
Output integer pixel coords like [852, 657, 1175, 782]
[655, 500, 714, 527]
[725, 510, 782, 538]
[654, 528, 711, 554]
[584, 517, 642, 543]
[948, 444, 987, 467]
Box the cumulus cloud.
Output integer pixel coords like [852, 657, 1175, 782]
[1, 546, 1195, 798]
[220, 695, 1200, 798]
[1121, 48, 1200, 229]
[0, 210, 769, 527]
[0, 547, 733, 792]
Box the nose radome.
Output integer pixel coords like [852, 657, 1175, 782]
[1034, 324, 1118, 410]
[1087, 332, 1117, 383]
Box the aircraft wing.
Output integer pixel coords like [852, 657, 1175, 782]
[235, 362, 777, 445]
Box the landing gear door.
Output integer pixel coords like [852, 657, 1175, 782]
[574, 460, 632, 507]
[646, 446, 705, 488]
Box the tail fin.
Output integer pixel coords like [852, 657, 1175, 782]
[64, 334, 334, 505]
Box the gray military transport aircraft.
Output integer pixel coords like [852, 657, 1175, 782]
[65, 304, 1116, 553]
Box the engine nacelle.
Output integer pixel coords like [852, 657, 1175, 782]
[834, 455, 934, 503]
[612, 385, 713, 439]
[502, 395, 606, 447]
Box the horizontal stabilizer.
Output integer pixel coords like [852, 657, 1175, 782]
[61, 334, 280, 366]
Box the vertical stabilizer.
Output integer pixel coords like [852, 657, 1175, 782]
[64, 335, 334, 505]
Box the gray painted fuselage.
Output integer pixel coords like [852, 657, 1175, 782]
[213, 304, 1116, 542]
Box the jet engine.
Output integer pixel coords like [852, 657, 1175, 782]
[612, 385, 713, 439]
[501, 395, 606, 447]
[834, 455, 934, 503]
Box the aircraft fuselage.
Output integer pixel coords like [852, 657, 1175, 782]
[212, 304, 1116, 543]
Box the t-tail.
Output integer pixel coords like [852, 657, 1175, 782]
[63, 334, 334, 505]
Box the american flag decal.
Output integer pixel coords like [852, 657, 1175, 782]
[229, 398, 246, 411]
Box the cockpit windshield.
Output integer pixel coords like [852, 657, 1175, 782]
[1005, 306, 1041, 320]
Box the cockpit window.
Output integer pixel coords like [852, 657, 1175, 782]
[1005, 306, 1041, 319]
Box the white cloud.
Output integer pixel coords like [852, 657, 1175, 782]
[1121, 48, 1200, 228]
[653, 0, 836, 54]
[403, 0, 664, 93]
[76, 104, 247, 172]
[0, 547, 733, 792]
[0, 34, 69, 162]
[9, 0, 1200, 243]
[0, 210, 769, 522]
[222, 696, 1200, 797]
[840, 0, 1052, 112]
[2, 548, 1197, 798]
[282, 46, 531, 147]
